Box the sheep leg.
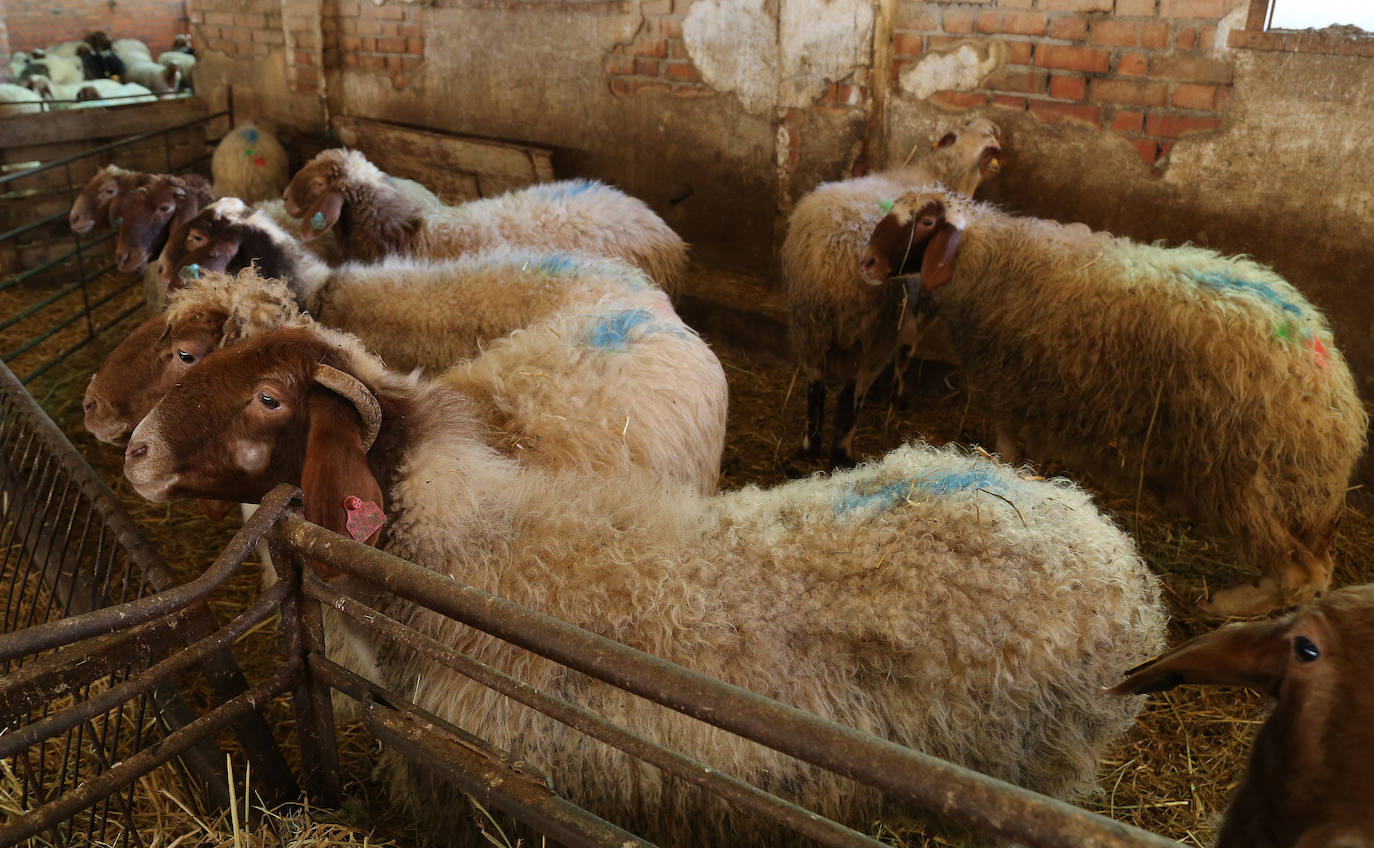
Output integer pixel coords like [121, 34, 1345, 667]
[801, 379, 826, 458]
[829, 380, 860, 469]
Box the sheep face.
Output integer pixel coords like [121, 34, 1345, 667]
[929, 117, 1003, 194]
[83, 308, 226, 445]
[859, 189, 967, 290]
[157, 201, 252, 290]
[116, 177, 201, 273]
[70, 167, 128, 234]
[282, 152, 346, 241]
[1111, 583, 1374, 848]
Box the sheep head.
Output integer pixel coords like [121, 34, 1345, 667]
[70, 166, 144, 234]
[115, 174, 211, 273]
[283, 150, 348, 242]
[156, 198, 254, 290]
[859, 189, 968, 291]
[924, 117, 1003, 196]
[124, 329, 387, 569]
[1111, 583, 1374, 848]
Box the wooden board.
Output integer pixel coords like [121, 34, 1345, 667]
[332, 116, 555, 204]
[0, 96, 211, 150]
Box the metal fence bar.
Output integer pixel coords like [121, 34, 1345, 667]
[280, 512, 1181, 848]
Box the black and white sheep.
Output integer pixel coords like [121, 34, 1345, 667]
[783, 117, 1003, 469]
[124, 322, 1167, 844]
[860, 187, 1368, 617]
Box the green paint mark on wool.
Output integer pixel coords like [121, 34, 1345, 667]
[835, 467, 1006, 514]
[879, 200, 894, 213]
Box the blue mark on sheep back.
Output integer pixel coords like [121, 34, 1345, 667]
[836, 467, 1006, 513]
[240, 127, 259, 143]
[1191, 269, 1305, 318]
[528, 179, 605, 200]
[584, 309, 659, 352]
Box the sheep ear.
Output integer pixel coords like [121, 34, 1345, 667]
[919, 220, 963, 291]
[933, 131, 957, 150]
[1109, 617, 1294, 698]
[299, 190, 345, 242]
[300, 393, 384, 578]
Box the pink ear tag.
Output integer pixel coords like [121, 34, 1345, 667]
[343, 495, 386, 542]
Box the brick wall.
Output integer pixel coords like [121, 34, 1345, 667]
[603, 0, 709, 99]
[894, 0, 1237, 167]
[335, 0, 424, 91]
[190, 0, 282, 62]
[6, 0, 189, 54]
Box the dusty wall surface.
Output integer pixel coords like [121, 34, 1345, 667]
[5, 0, 189, 54]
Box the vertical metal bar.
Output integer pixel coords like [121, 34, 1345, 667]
[62, 160, 96, 339]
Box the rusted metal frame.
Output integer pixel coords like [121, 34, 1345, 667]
[313, 658, 654, 848]
[0, 580, 288, 760]
[0, 601, 215, 723]
[0, 111, 231, 188]
[0, 481, 295, 662]
[308, 580, 888, 848]
[282, 516, 1181, 848]
[79, 716, 147, 848]
[0, 663, 297, 848]
[268, 519, 341, 806]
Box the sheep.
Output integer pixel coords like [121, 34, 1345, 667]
[77, 45, 126, 82]
[69, 166, 157, 234]
[22, 74, 93, 108]
[156, 51, 194, 91]
[111, 39, 152, 65]
[282, 148, 689, 294]
[86, 251, 728, 496]
[122, 322, 1166, 844]
[123, 59, 180, 95]
[75, 80, 157, 106]
[25, 52, 84, 85]
[858, 187, 1368, 617]
[1110, 583, 1374, 848]
[0, 82, 44, 117]
[114, 173, 215, 273]
[210, 122, 287, 203]
[783, 117, 1003, 470]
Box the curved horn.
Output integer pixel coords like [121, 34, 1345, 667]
[313, 364, 381, 452]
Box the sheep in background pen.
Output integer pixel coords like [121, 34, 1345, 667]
[1111, 583, 1374, 848]
[74, 80, 157, 106]
[858, 187, 1367, 617]
[68, 166, 157, 233]
[282, 148, 689, 294]
[122, 322, 1167, 845]
[0, 82, 44, 116]
[783, 116, 1003, 470]
[210, 121, 288, 203]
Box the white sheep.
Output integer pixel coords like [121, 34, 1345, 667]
[111, 39, 152, 65]
[0, 82, 44, 116]
[122, 59, 179, 95]
[124, 325, 1167, 844]
[783, 117, 1003, 469]
[283, 148, 689, 294]
[156, 51, 194, 90]
[210, 122, 289, 203]
[74, 80, 157, 106]
[859, 187, 1368, 617]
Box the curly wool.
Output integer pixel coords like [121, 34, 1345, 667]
[321, 149, 689, 294]
[210, 122, 289, 203]
[917, 195, 1367, 591]
[321, 362, 1166, 843]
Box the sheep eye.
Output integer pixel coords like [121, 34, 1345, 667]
[259, 392, 280, 410]
[176, 349, 196, 364]
[187, 232, 206, 247]
[160, 204, 173, 213]
[919, 217, 937, 228]
[1294, 635, 1320, 663]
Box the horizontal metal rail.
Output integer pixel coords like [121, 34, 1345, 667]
[0, 231, 114, 294]
[0, 208, 68, 244]
[280, 511, 1181, 848]
[22, 293, 142, 383]
[0, 110, 228, 187]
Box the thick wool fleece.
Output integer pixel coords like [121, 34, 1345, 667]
[925, 197, 1367, 586]
[333, 357, 1166, 844]
[210, 122, 290, 204]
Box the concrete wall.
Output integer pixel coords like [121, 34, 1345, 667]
[5, 0, 189, 54]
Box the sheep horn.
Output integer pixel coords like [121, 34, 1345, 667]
[313, 364, 381, 452]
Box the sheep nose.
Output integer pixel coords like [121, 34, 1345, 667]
[118, 250, 131, 266]
[125, 442, 149, 461]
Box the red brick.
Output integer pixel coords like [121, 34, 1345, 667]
[1176, 26, 1196, 50]
[1116, 50, 1148, 75]
[296, 65, 319, 82]
[1145, 113, 1222, 136]
[355, 20, 382, 36]
[931, 90, 989, 109]
[1090, 20, 1138, 45]
[999, 0, 1035, 7]
[1005, 41, 1033, 63]
[1159, 0, 1227, 17]
[609, 78, 630, 96]
[399, 23, 424, 37]
[1140, 21, 1169, 47]
[360, 2, 405, 19]
[360, 54, 385, 70]
[991, 94, 1029, 109]
[1089, 78, 1168, 106]
[895, 6, 938, 30]
[385, 55, 403, 70]
[629, 81, 672, 97]
[1213, 85, 1232, 112]
[634, 38, 668, 58]
[293, 50, 313, 65]
[402, 56, 423, 71]
[1027, 98, 1102, 127]
[1129, 138, 1160, 165]
[1035, 44, 1109, 72]
[985, 67, 1048, 92]
[390, 72, 407, 89]
[1048, 74, 1086, 100]
[942, 8, 974, 32]
[1110, 109, 1144, 132]
[1040, 0, 1111, 10]
[405, 37, 423, 54]
[663, 18, 684, 37]
[377, 36, 406, 52]
[1115, 0, 1156, 14]
[893, 32, 922, 55]
[604, 52, 634, 75]
[672, 86, 714, 98]
[669, 39, 691, 60]
[928, 35, 967, 51]
[1196, 26, 1215, 49]
[635, 57, 660, 76]
[361, 37, 376, 52]
[1002, 11, 1048, 35]
[1171, 82, 1216, 110]
[976, 12, 1000, 34]
[1047, 15, 1088, 40]
[205, 12, 234, 26]
[1149, 53, 1234, 83]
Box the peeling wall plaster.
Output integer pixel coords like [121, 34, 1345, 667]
[779, 0, 874, 107]
[898, 41, 1006, 100]
[682, 0, 779, 114]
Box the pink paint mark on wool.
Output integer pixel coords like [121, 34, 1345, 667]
[1311, 336, 1330, 371]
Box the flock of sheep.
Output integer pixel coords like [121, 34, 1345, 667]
[0, 31, 192, 114]
[63, 115, 1370, 846]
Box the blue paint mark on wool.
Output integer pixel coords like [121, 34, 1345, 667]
[240, 128, 259, 143]
[584, 309, 658, 352]
[527, 254, 580, 276]
[530, 179, 603, 200]
[1191, 270, 1305, 318]
[835, 467, 1006, 513]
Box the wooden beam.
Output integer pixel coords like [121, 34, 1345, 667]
[0, 97, 210, 150]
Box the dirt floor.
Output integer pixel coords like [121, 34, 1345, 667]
[5, 261, 1372, 847]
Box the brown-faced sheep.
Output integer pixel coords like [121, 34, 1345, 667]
[281, 149, 688, 293]
[1111, 583, 1374, 848]
[69, 166, 156, 234]
[124, 322, 1166, 845]
[783, 117, 1002, 469]
[114, 173, 214, 273]
[859, 187, 1367, 616]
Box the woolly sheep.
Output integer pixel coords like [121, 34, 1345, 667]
[0, 82, 43, 116]
[123, 326, 1166, 844]
[1111, 583, 1374, 848]
[111, 39, 152, 65]
[156, 51, 194, 91]
[114, 172, 215, 273]
[69, 165, 156, 233]
[75, 80, 156, 105]
[783, 117, 1003, 469]
[122, 59, 179, 95]
[22, 74, 91, 108]
[87, 244, 728, 495]
[859, 187, 1367, 617]
[210, 122, 288, 204]
[282, 148, 689, 294]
